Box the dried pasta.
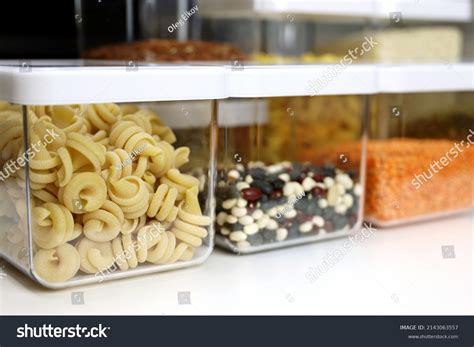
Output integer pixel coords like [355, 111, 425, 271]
[0, 101, 210, 284]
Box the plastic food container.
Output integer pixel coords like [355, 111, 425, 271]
[0, 61, 221, 288]
[198, 0, 373, 63]
[199, 0, 472, 64]
[214, 64, 375, 253]
[317, 0, 472, 63]
[366, 64, 473, 226]
[76, 0, 246, 62]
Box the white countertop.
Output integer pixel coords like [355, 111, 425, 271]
[1, 212, 472, 315]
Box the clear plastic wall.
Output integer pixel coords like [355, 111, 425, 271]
[215, 96, 367, 253]
[0, 99, 215, 288]
[365, 91, 474, 226]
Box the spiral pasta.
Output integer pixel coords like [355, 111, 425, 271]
[111, 223, 160, 271]
[109, 120, 160, 157]
[56, 132, 106, 186]
[107, 176, 149, 219]
[0, 108, 23, 164]
[147, 183, 179, 222]
[160, 168, 200, 201]
[77, 238, 115, 274]
[83, 200, 124, 242]
[41, 105, 88, 134]
[147, 231, 193, 264]
[84, 103, 122, 132]
[59, 172, 107, 213]
[0, 100, 210, 284]
[101, 148, 148, 182]
[32, 202, 74, 249]
[33, 243, 81, 283]
[172, 186, 210, 247]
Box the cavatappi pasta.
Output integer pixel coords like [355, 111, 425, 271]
[0, 102, 210, 283]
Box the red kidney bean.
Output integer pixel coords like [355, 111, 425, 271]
[241, 187, 262, 202]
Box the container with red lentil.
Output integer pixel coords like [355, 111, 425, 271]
[215, 64, 374, 253]
[365, 65, 474, 226]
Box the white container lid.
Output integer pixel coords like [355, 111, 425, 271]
[198, 0, 471, 22]
[226, 64, 377, 97]
[1, 61, 472, 105]
[0, 60, 226, 105]
[377, 63, 474, 93]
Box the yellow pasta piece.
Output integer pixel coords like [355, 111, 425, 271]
[83, 200, 124, 242]
[32, 202, 74, 249]
[107, 176, 149, 219]
[61, 172, 107, 214]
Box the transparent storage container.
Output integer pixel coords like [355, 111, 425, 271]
[214, 64, 375, 253]
[198, 0, 373, 64]
[76, 0, 246, 63]
[0, 62, 221, 288]
[365, 0, 473, 63]
[365, 64, 474, 226]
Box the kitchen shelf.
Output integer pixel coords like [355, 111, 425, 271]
[197, 0, 472, 22]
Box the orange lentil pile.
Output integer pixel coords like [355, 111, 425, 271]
[300, 138, 474, 225]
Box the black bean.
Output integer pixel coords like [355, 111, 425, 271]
[294, 197, 308, 211]
[287, 225, 299, 239]
[259, 194, 269, 204]
[261, 229, 276, 242]
[334, 217, 347, 231]
[271, 179, 285, 189]
[251, 180, 273, 195]
[226, 186, 240, 199]
[289, 169, 301, 181]
[305, 202, 318, 215]
[246, 233, 264, 246]
[275, 196, 287, 205]
[248, 168, 266, 180]
[323, 208, 335, 219]
[228, 222, 244, 231]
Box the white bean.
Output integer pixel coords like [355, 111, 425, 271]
[318, 198, 328, 209]
[217, 212, 228, 226]
[230, 231, 247, 242]
[266, 219, 278, 230]
[226, 215, 238, 224]
[276, 228, 288, 241]
[312, 216, 325, 227]
[323, 177, 335, 188]
[251, 209, 264, 220]
[222, 198, 237, 210]
[239, 215, 254, 225]
[237, 198, 248, 208]
[243, 223, 259, 235]
[236, 182, 250, 191]
[278, 173, 290, 182]
[299, 221, 313, 233]
[231, 206, 247, 217]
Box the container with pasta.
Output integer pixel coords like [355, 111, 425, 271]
[0, 62, 221, 288]
[215, 64, 374, 253]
